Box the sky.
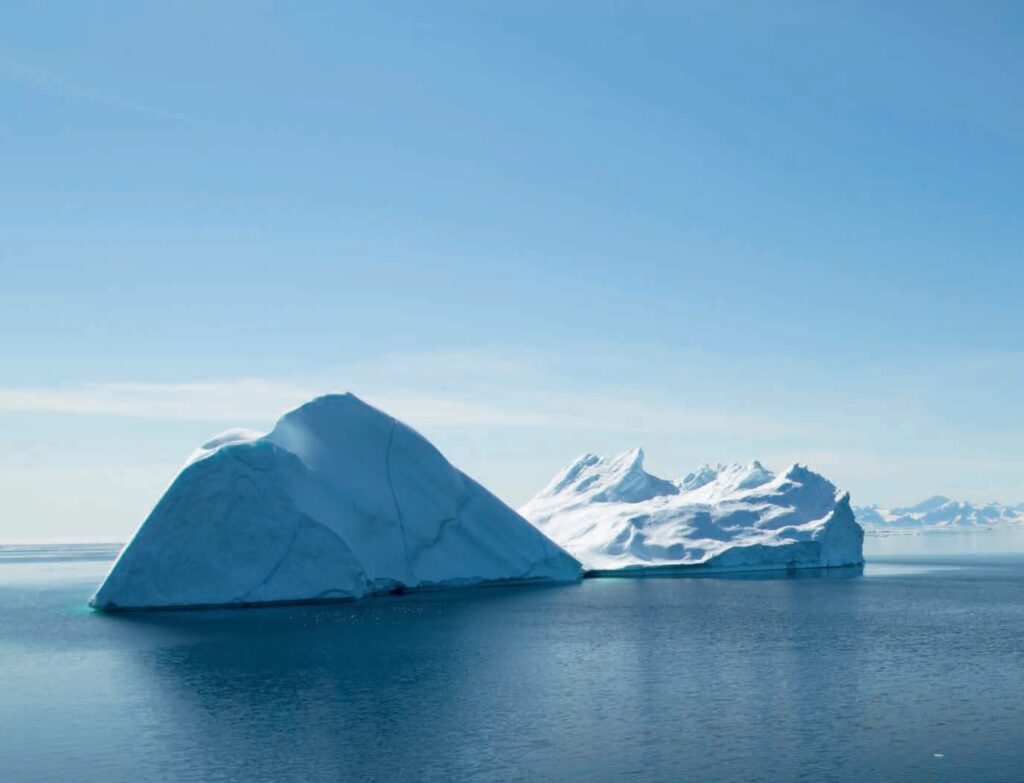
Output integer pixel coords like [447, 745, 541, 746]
[2, 2, 1022, 541]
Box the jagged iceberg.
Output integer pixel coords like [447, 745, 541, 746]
[520, 448, 863, 574]
[91, 394, 582, 610]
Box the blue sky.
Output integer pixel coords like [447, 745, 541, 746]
[2, 2, 1022, 540]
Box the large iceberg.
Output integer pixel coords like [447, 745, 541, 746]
[91, 394, 582, 610]
[520, 448, 863, 574]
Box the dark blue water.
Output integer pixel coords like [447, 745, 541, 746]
[3, 534, 1024, 783]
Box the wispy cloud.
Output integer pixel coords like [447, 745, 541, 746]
[0, 377, 549, 428]
[13, 343, 1020, 446]
[0, 379, 312, 423]
[0, 355, 803, 438]
[3, 61, 203, 126]
[4, 348, 1023, 519]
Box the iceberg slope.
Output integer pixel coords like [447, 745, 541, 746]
[92, 394, 581, 610]
[520, 449, 863, 574]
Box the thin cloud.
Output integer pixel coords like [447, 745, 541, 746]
[0, 379, 312, 423]
[3, 61, 204, 126]
[0, 380, 546, 428]
[0, 375, 804, 439]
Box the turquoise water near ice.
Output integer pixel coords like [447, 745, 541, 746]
[2, 533, 1024, 783]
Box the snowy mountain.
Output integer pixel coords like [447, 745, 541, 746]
[520, 449, 863, 574]
[854, 496, 1024, 533]
[91, 394, 581, 610]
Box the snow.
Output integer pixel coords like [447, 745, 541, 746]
[520, 449, 863, 574]
[855, 497, 1024, 534]
[91, 394, 581, 610]
[183, 428, 262, 466]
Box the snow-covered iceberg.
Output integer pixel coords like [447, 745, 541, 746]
[520, 448, 863, 575]
[91, 394, 582, 610]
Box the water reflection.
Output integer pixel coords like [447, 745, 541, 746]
[6, 542, 1024, 782]
[101, 584, 588, 782]
[97, 574, 885, 782]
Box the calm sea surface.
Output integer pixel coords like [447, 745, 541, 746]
[2, 532, 1024, 783]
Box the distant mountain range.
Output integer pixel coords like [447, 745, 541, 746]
[854, 496, 1024, 533]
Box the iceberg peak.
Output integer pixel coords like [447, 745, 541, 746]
[536, 446, 678, 506]
[905, 495, 953, 513]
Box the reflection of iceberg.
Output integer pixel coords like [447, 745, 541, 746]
[520, 449, 864, 574]
[104, 586, 585, 782]
[99, 574, 872, 782]
[91, 394, 581, 610]
[657, 563, 865, 581]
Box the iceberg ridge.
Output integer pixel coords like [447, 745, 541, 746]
[520, 449, 864, 574]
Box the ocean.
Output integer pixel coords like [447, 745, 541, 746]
[2, 532, 1023, 782]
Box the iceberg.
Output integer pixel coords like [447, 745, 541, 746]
[520, 448, 863, 574]
[91, 394, 582, 610]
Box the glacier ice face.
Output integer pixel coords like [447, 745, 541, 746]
[91, 394, 582, 610]
[520, 449, 863, 574]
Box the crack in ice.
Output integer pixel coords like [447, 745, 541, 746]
[384, 418, 416, 580]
